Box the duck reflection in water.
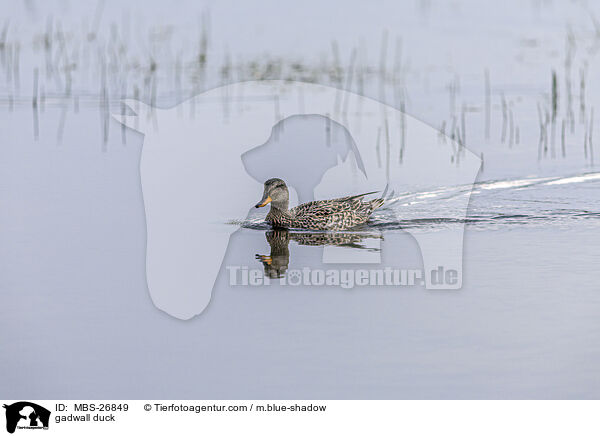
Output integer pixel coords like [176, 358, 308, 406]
[255, 229, 383, 279]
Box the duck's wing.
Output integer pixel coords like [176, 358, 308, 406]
[291, 191, 380, 217]
[332, 191, 379, 202]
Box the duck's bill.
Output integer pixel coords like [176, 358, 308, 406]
[255, 196, 272, 208]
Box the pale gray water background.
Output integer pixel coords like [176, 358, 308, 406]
[1, 0, 600, 398]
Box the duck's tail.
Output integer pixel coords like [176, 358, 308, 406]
[368, 197, 385, 211]
[350, 186, 389, 211]
[368, 183, 394, 211]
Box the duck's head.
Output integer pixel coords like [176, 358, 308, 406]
[255, 178, 289, 210]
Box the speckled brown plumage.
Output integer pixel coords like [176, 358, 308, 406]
[255, 178, 384, 231]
